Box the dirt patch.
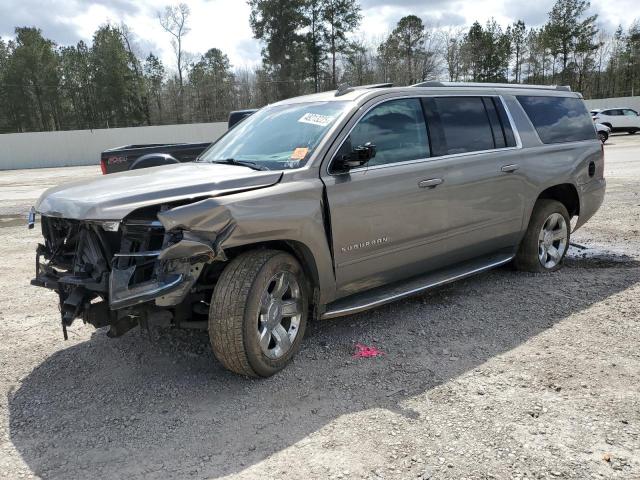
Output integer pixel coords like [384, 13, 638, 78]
[0, 214, 27, 229]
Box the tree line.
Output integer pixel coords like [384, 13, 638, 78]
[0, 0, 639, 134]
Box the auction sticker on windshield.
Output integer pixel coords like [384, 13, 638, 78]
[291, 147, 309, 160]
[298, 112, 334, 127]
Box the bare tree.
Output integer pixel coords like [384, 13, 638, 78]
[158, 3, 190, 121]
[443, 28, 464, 81]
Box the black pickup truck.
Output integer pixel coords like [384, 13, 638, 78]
[100, 110, 257, 174]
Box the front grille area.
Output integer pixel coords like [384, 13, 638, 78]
[39, 216, 110, 292]
[37, 216, 167, 295]
[33, 212, 201, 337]
[115, 221, 166, 287]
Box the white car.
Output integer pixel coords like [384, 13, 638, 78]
[591, 108, 640, 134]
[595, 123, 610, 143]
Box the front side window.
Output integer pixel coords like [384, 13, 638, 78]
[517, 95, 596, 144]
[200, 101, 350, 170]
[337, 98, 430, 167]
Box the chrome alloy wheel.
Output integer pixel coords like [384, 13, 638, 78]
[258, 271, 303, 359]
[538, 213, 568, 269]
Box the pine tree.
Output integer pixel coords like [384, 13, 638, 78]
[321, 0, 361, 88]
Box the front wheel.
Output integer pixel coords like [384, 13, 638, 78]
[514, 200, 571, 273]
[209, 249, 308, 377]
[598, 131, 608, 143]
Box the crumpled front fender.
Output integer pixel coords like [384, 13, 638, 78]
[154, 180, 337, 304]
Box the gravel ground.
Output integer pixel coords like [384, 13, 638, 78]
[0, 137, 639, 480]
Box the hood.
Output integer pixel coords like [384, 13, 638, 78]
[36, 162, 283, 220]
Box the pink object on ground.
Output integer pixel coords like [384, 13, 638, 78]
[353, 343, 385, 358]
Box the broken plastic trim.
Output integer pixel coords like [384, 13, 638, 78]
[109, 265, 184, 310]
[113, 251, 162, 258]
[108, 237, 217, 310]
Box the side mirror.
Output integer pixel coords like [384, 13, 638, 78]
[333, 142, 376, 173]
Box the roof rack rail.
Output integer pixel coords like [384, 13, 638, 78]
[335, 82, 393, 97]
[411, 81, 572, 92]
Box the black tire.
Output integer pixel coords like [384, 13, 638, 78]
[209, 249, 308, 377]
[598, 131, 608, 143]
[629, 129, 638, 135]
[514, 199, 571, 273]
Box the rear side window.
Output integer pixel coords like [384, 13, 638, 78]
[430, 97, 495, 154]
[517, 95, 596, 144]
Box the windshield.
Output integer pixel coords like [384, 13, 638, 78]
[199, 101, 350, 170]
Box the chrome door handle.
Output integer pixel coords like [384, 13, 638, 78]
[418, 178, 443, 188]
[501, 164, 520, 173]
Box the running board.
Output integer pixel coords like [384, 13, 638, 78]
[322, 253, 514, 319]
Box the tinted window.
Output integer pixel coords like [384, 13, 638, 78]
[623, 109, 638, 116]
[344, 98, 429, 167]
[431, 97, 495, 154]
[483, 97, 506, 148]
[517, 95, 596, 144]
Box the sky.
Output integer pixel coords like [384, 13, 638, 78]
[0, 0, 638, 71]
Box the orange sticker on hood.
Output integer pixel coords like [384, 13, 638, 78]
[291, 147, 309, 160]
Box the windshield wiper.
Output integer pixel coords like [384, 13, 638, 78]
[212, 158, 269, 171]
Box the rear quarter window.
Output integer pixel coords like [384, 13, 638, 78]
[517, 95, 596, 144]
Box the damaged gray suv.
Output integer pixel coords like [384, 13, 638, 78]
[31, 82, 605, 377]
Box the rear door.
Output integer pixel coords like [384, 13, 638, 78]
[420, 95, 526, 256]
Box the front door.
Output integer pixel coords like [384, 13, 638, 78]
[321, 97, 452, 297]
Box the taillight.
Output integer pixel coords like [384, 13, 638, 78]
[100, 158, 107, 175]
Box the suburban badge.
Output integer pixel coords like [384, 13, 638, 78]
[341, 237, 389, 253]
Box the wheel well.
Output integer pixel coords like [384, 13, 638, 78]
[222, 241, 321, 292]
[537, 184, 579, 217]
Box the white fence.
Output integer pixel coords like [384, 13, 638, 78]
[1, 97, 637, 171]
[0, 122, 228, 170]
[584, 96, 640, 112]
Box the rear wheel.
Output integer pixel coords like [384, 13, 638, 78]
[209, 249, 308, 377]
[514, 200, 570, 273]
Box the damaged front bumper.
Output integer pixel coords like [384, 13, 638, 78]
[109, 235, 216, 309]
[31, 215, 219, 336]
